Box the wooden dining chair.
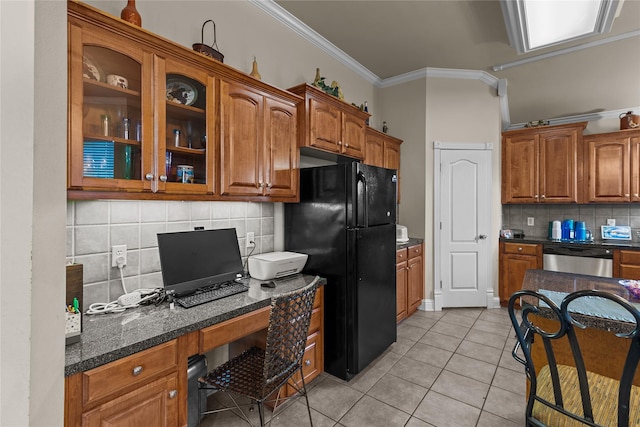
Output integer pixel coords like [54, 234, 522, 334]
[198, 277, 319, 426]
[508, 289, 640, 426]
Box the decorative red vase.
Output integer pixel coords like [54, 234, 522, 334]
[121, 0, 141, 27]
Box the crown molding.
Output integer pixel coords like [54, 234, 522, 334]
[249, 0, 380, 85]
[507, 106, 640, 130]
[248, 1, 515, 128]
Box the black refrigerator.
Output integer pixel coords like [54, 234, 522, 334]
[285, 161, 397, 381]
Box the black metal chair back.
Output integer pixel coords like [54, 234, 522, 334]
[262, 279, 318, 391]
[508, 289, 640, 426]
[199, 277, 319, 426]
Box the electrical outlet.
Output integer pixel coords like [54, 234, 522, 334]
[246, 232, 255, 249]
[112, 244, 127, 267]
[527, 217, 534, 226]
[607, 219, 616, 226]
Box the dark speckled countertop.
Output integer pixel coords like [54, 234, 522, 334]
[520, 269, 639, 333]
[65, 274, 324, 376]
[499, 236, 640, 250]
[396, 237, 423, 249]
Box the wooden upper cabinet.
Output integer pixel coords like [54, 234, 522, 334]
[365, 130, 385, 167]
[156, 57, 215, 196]
[68, 2, 301, 201]
[501, 122, 585, 204]
[364, 127, 402, 202]
[584, 129, 640, 203]
[289, 84, 369, 160]
[220, 81, 298, 201]
[68, 18, 152, 194]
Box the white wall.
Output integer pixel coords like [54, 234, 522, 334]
[1, 1, 67, 425]
[425, 78, 501, 303]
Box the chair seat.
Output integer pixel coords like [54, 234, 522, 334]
[533, 364, 640, 426]
[199, 346, 295, 402]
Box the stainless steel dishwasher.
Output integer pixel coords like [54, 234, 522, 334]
[543, 244, 613, 277]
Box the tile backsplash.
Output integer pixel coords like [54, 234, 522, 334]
[67, 200, 275, 310]
[502, 204, 640, 240]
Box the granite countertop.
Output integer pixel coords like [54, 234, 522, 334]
[499, 235, 640, 250]
[520, 269, 639, 333]
[396, 237, 424, 249]
[65, 274, 324, 376]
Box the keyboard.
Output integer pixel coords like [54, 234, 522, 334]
[174, 281, 249, 308]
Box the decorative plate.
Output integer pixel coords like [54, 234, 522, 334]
[82, 55, 103, 82]
[166, 78, 198, 106]
[619, 280, 640, 298]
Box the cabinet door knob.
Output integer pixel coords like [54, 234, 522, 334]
[634, 194, 639, 197]
[257, 181, 263, 189]
[304, 359, 311, 366]
[145, 173, 154, 181]
[345, 143, 349, 148]
[132, 366, 143, 376]
[518, 247, 523, 251]
[338, 141, 343, 146]
[534, 195, 539, 200]
[168, 390, 177, 399]
[625, 194, 630, 197]
[159, 175, 167, 182]
[540, 195, 545, 199]
[267, 182, 272, 188]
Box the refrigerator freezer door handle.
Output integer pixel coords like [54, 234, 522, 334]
[357, 171, 368, 227]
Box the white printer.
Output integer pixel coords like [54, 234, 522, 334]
[248, 251, 308, 280]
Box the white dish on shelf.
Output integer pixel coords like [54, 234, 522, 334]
[166, 78, 197, 106]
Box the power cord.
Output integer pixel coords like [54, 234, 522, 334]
[86, 261, 167, 315]
[242, 239, 256, 278]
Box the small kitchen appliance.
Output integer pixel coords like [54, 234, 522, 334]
[396, 225, 409, 243]
[247, 251, 308, 280]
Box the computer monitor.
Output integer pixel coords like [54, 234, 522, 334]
[157, 228, 244, 296]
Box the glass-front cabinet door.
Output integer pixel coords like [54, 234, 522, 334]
[68, 22, 152, 193]
[155, 57, 215, 195]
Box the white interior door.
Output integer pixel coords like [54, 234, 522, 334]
[435, 144, 492, 308]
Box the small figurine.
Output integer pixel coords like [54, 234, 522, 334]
[250, 56, 261, 80]
[382, 121, 388, 133]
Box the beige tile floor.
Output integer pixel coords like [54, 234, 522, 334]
[201, 307, 526, 427]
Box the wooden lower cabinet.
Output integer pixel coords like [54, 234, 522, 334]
[65, 339, 186, 427]
[499, 241, 542, 307]
[396, 243, 424, 323]
[81, 373, 178, 426]
[613, 249, 640, 280]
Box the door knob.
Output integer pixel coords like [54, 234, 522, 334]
[478, 235, 487, 239]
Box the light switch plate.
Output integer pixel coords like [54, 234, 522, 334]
[607, 219, 616, 226]
[527, 217, 534, 226]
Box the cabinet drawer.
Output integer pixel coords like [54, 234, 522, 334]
[288, 330, 321, 392]
[308, 306, 322, 334]
[82, 340, 178, 406]
[396, 248, 408, 263]
[408, 244, 422, 259]
[503, 242, 539, 256]
[619, 250, 640, 265]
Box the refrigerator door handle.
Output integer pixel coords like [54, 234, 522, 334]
[357, 171, 368, 227]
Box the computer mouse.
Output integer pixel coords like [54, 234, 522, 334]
[260, 281, 276, 288]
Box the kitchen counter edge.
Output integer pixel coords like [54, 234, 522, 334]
[65, 274, 325, 376]
[499, 236, 640, 250]
[396, 237, 424, 249]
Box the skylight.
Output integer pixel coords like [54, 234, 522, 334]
[501, 0, 620, 54]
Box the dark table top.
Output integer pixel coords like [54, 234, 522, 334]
[520, 269, 640, 332]
[65, 274, 324, 376]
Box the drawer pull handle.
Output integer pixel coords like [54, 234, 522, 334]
[169, 390, 177, 399]
[132, 366, 143, 376]
[304, 359, 311, 366]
